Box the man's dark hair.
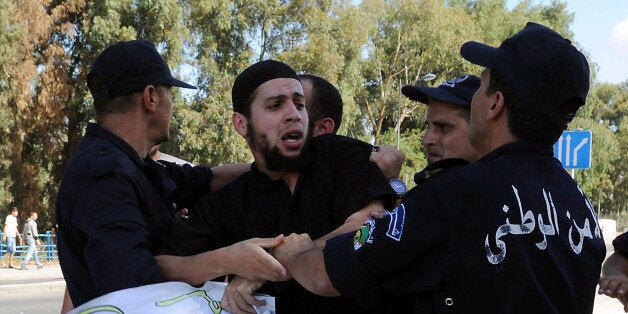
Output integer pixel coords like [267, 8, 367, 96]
[89, 74, 142, 118]
[299, 74, 343, 134]
[487, 68, 566, 144]
[237, 89, 258, 119]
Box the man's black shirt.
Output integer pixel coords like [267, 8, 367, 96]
[174, 134, 395, 313]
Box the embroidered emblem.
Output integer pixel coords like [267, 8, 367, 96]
[353, 218, 376, 250]
[441, 74, 470, 88]
[386, 204, 406, 241]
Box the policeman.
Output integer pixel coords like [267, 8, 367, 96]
[273, 22, 606, 313]
[56, 41, 285, 309]
[401, 74, 481, 184]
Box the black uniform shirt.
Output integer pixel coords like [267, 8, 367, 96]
[325, 142, 606, 313]
[174, 134, 395, 313]
[55, 123, 212, 306]
[613, 231, 628, 255]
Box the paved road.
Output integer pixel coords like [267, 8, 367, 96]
[0, 290, 64, 314]
[0, 262, 65, 313]
[0, 263, 625, 313]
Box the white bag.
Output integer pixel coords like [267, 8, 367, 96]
[70, 281, 275, 314]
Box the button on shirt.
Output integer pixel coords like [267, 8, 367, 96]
[324, 142, 606, 313]
[55, 123, 212, 307]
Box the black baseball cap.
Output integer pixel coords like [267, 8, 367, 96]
[87, 40, 196, 99]
[460, 22, 589, 127]
[401, 74, 480, 107]
[232, 60, 299, 113]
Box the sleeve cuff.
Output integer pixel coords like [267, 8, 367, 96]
[323, 232, 381, 308]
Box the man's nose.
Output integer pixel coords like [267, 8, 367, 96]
[284, 102, 302, 123]
[422, 129, 436, 147]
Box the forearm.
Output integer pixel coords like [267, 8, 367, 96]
[603, 252, 628, 277]
[286, 248, 339, 297]
[157, 236, 288, 286]
[61, 287, 74, 313]
[210, 163, 250, 191]
[156, 248, 232, 286]
[314, 200, 384, 248]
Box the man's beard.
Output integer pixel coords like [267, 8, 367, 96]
[248, 121, 311, 172]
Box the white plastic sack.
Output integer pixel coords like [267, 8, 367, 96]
[70, 281, 275, 314]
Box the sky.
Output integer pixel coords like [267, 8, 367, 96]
[507, 0, 628, 84]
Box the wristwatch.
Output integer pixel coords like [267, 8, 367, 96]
[389, 178, 407, 198]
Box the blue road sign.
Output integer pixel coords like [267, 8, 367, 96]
[553, 130, 592, 169]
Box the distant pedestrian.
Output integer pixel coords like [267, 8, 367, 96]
[2, 207, 22, 268]
[20, 212, 43, 270]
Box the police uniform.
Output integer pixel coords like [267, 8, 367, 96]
[56, 123, 212, 306]
[413, 158, 469, 185]
[175, 133, 396, 314]
[324, 142, 606, 313]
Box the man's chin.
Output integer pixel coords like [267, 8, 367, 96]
[281, 148, 303, 158]
[427, 155, 441, 164]
[265, 144, 311, 172]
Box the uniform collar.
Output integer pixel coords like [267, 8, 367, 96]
[85, 122, 148, 167]
[414, 158, 469, 185]
[478, 141, 554, 162]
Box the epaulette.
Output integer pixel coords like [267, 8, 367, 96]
[91, 146, 118, 179]
[413, 158, 469, 185]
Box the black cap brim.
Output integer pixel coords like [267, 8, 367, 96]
[402, 85, 472, 107]
[460, 41, 497, 68]
[166, 77, 197, 90]
[401, 85, 429, 104]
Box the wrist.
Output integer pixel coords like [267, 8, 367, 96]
[282, 252, 298, 275]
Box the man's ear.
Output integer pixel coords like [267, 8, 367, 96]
[141, 85, 158, 113]
[312, 118, 335, 137]
[487, 90, 505, 120]
[233, 112, 248, 137]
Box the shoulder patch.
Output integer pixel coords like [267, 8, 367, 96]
[386, 204, 406, 241]
[353, 218, 376, 250]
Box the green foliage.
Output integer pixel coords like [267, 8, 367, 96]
[0, 0, 626, 230]
[383, 127, 428, 189]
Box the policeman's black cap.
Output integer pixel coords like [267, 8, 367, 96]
[87, 40, 196, 99]
[402, 74, 480, 107]
[232, 60, 299, 113]
[460, 22, 589, 127]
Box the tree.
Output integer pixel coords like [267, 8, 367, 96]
[0, 0, 78, 229]
[590, 81, 628, 218]
[0, 0, 624, 230]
